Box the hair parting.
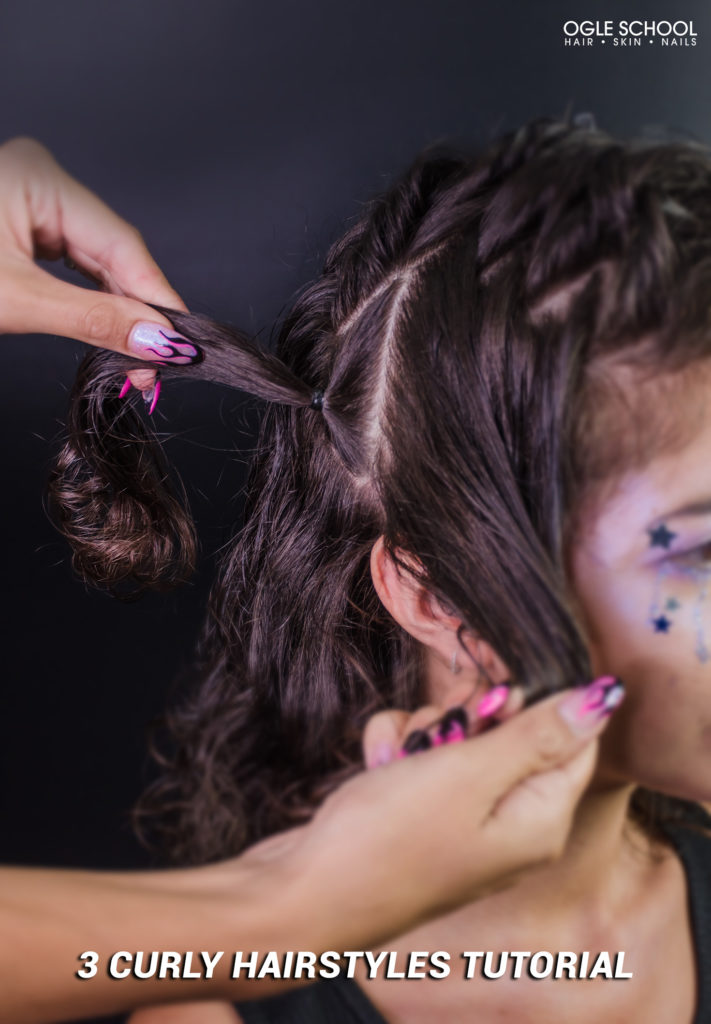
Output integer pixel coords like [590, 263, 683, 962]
[49, 112, 711, 862]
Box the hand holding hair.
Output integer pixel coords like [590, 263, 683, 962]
[288, 676, 625, 950]
[1, 678, 622, 1024]
[0, 136, 191, 395]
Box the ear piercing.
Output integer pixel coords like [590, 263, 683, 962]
[450, 650, 461, 674]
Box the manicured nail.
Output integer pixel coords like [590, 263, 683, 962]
[118, 376, 132, 399]
[400, 729, 432, 756]
[437, 707, 468, 740]
[475, 684, 510, 719]
[368, 742, 394, 768]
[128, 323, 203, 365]
[143, 377, 162, 415]
[557, 676, 626, 736]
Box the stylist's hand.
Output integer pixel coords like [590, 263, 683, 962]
[0, 136, 187, 390]
[262, 676, 623, 953]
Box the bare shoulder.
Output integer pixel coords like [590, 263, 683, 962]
[127, 1001, 242, 1023]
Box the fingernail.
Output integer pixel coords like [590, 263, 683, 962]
[475, 684, 510, 719]
[557, 676, 626, 736]
[443, 722, 466, 743]
[400, 729, 432, 756]
[128, 322, 203, 365]
[437, 707, 468, 739]
[368, 742, 394, 768]
[143, 376, 162, 415]
[118, 376, 132, 399]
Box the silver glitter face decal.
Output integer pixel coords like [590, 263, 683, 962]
[679, 566, 711, 663]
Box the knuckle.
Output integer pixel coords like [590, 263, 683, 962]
[80, 301, 121, 343]
[531, 722, 567, 766]
[0, 136, 51, 167]
[125, 222, 146, 247]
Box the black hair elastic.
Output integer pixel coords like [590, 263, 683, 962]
[309, 389, 324, 411]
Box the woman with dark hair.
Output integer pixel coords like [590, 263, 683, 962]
[0, 133, 611, 1024]
[53, 112, 711, 1022]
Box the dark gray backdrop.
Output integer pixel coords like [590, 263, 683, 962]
[0, 1, 708, 1013]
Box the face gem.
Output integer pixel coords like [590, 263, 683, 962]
[665, 597, 681, 611]
[648, 523, 678, 549]
[652, 615, 672, 633]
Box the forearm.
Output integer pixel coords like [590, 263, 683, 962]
[0, 857, 302, 1024]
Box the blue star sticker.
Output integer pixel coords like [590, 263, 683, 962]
[648, 523, 677, 549]
[652, 615, 672, 633]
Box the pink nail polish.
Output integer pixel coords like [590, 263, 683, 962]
[370, 742, 394, 767]
[119, 376, 132, 399]
[475, 684, 509, 719]
[128, 322, 203, 365]
[558, 676, 626, 735]
[144, 377, 161, 415]
[444, 722, 466, 743]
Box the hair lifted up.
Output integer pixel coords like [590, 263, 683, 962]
[49, 112, 711, 863]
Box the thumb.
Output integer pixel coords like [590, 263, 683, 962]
[1, 260, 201, 363]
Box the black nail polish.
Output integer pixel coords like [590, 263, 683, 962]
[401, 729, 432, 755]
[438, 707, 469, 738]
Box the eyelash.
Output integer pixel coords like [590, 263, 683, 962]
[670, 542, 711, 577]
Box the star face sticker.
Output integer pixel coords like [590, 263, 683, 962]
[652, 615, 672, 633]
[648, 523, 677, 549]
[665, 597, 681, 611]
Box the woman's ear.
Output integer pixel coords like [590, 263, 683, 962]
[370, 535, 459, 649]
[369, 535, 509, 684]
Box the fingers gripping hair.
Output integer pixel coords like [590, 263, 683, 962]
[47, 307, 322, 595]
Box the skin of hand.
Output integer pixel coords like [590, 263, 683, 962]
[286, 682, 613, 950]
[4, 686, 614, 1024]
[0, 136, 187, 391]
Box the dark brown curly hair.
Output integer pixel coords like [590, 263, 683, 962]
[49, 112, 711, 864]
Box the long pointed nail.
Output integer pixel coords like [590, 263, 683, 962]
[399, 729, 433, 757]
[143, 377, 162, 415]
[437, 707, 469, 739]
[128, 322, 203, 365]
[119, 376, 132, 399]
[558, 676, 626, 736]
[475, 684, 510, 719]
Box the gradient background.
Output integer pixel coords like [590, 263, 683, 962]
[0, 2, 709, 1020]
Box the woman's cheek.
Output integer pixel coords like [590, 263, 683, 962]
[599, 568, 711, 795]
[593, 559, 711, 671]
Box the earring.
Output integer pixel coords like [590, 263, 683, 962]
[450, 650, 462, 674]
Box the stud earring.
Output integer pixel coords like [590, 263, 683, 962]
[450, 650, 462, 674]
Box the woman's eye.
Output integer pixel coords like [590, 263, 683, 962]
[672, 541, 711, 575]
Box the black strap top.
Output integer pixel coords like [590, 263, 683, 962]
[664, 821, 711, 1024]
[234, 820, 711, 1024]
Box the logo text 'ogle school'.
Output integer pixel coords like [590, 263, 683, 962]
[563, 21, 697, 46]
